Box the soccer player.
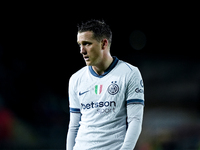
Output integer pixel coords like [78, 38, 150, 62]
[67, 20, 144, 150]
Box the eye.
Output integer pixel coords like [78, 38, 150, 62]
[77, 42, 92, 48]
[83, 42, 91, 46]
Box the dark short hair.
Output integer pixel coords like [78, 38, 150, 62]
[77, 19, 112, 45]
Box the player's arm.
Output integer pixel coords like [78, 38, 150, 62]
[120, 104, 144, 150]
[66, 112, 81, 150]
[120, 67, 144, 150]
[66, 76, 81, 150]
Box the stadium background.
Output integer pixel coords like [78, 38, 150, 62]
[0, 2, 199, 150]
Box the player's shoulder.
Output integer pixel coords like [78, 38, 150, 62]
[117, 59, 143, 83]
[117, 59, 140, 74]
[69, 66, 88, 82]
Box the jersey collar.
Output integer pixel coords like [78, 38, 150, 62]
[89, 56, 119, 78]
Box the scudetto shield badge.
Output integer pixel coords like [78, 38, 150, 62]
[107, 81, 119, 95]
[95, 85, 103, 95]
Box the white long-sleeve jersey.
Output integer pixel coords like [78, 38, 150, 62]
[67, 57, 144, 150]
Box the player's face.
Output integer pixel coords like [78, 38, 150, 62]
[77, 31, 102, 66]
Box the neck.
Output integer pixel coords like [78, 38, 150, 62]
[92, 54, 113, 75]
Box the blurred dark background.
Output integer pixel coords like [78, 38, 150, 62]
[0, 2, 199, 150]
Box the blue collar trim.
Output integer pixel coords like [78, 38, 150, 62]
[89, 56, 119, 78]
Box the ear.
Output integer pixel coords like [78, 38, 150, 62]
[101, 39, 108, 50]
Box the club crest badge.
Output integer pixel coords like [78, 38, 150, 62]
[107, 81, 119, 95]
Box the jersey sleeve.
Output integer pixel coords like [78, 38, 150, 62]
[68, 76, 81, 113]
[126, 67, 144, 106]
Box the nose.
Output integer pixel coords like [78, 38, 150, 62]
[80, 45, 87, 55]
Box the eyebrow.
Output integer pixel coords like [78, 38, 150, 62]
[77, 41, 92, 45]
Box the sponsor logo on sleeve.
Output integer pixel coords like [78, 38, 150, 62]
[135, 88, 144, 93]
[140, 80, 144, 87]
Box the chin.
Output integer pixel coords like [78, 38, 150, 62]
[85, 59, 96, 66]
[85, 61, 92, 66]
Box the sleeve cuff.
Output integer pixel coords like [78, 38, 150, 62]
[70, 107, 81, 113]
[127, 99, 144, 106]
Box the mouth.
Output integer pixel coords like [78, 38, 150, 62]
[84, 56, 89, 61]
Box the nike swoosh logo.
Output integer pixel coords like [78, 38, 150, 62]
[79, 90, 89, 96]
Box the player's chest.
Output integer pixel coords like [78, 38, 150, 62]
[76, 76, 127, 103]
